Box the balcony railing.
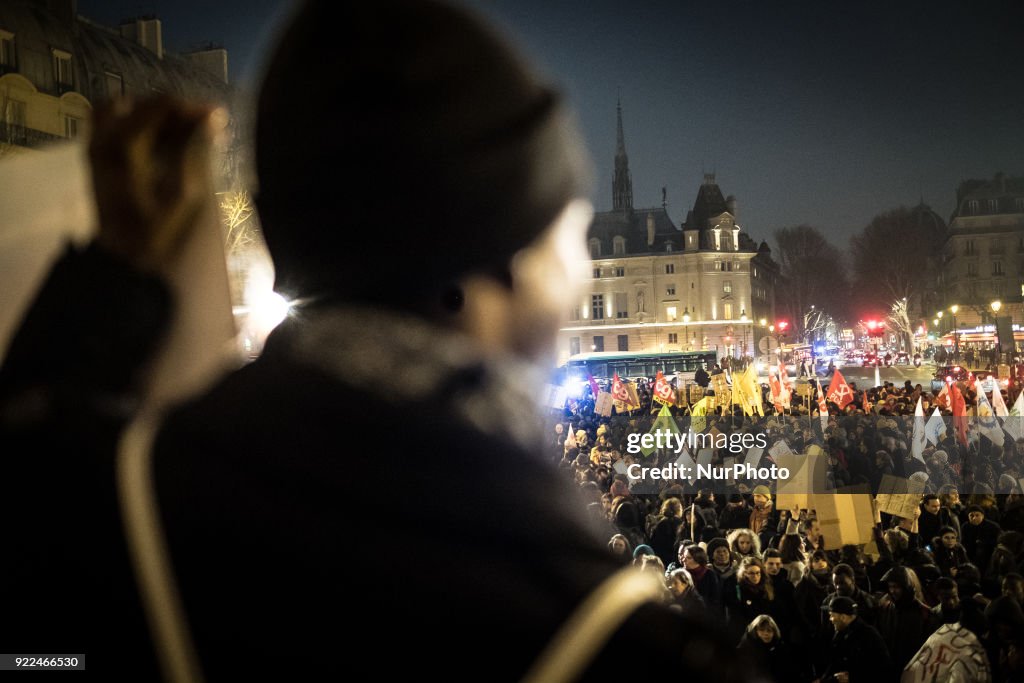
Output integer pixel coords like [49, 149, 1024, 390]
[0, 122, 65, 149]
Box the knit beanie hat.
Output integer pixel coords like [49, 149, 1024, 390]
[256, 0, 592, 301]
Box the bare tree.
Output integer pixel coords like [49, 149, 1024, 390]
[219, 190, 257, 257]
[773, 225, 849, 340]
[886, 297, 914, 352]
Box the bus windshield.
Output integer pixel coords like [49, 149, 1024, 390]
[558, 350, 718, 397]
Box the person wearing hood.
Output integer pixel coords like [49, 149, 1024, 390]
[737, 615, 808, 682]
[793, 549, 833, 661]
[931, 576, 988, 639]
[876, 565, 938, 671]
[932, 525, 969, 578]
[719, 493, 751, 532]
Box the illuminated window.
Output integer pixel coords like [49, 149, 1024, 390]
[666, 306, 677, 321]
[614, 293, 628, 318]
[666, 284, 676, 296]
[591, 294, 605, 320]
[724, 303, 733, 320]
[723, 281, 732, 294]
[52, 49, 72, 86]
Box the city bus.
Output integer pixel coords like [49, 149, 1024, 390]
[558, 350, 718, 397]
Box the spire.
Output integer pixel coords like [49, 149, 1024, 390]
[612, 98, 633, 211]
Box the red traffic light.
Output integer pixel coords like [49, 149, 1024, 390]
[777, 321, 789, 331]
[866, 320, 877, 330]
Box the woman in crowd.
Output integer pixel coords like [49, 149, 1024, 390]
[667, 567, 706, 616]
[737, 614, 808, 682]
[727, 528, 762, 562]
[725, 556, 774, 640]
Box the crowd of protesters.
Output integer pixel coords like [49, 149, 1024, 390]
[551, 370, 1024, 681]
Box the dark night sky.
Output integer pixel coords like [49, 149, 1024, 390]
[78, 0, 1024, 248]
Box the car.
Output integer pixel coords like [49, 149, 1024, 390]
[930, 365, 974, 392]
[862, 353, 881, 367]
[894, 352, 910, 365]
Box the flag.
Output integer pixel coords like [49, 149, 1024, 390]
[777, 358, 792, 408]
[611, 373, 640, 412]
[738, 364, 764, 416]
[768, 370, 785, 414]
[911, 396, 926, 462]
[639, 403, 682, 457]
[826, 370, 855, 409]
[992, 382, 1009, 417]
[902, 624, 991, 683]
[925, 407, 945, 445]
[689, 397, 709, 433]
[586, 373, 601, 400]
[950, 383, 968, 446]
[816, 377, 829, 432]
[975, 380, 1005, 446]
[564, 426, 577, 450]
[934, 383, 949, 411]
[1006, 391, 1024, 441]
[653, 371, 676, 406]
[862, 388, 871, 414]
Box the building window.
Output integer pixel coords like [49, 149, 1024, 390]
[666, 242, 674, 252]
[965, 240, 975, 256]
[614, 266, 624, 277]
[666, 305, 677, 321]
[569, 337, 580, 356]
[723, 303, 733, 320]
[668, 333, 678, 344]
[52, 48, 72, 87]
[665, 264, 675, 274]
[613, 236, 625, 256]
[589, 238, 601, 259]
[570, 305, 580, 322]
[753, 267, 758, 277]
[1016, 198, 1024, 213]
[967, 262, 977, 277]
[993, 261, 1004, 276]
[968, 200, 979, 214]
[592, 336, 604, 352]
[105, 71, 124, 97]
[614, 292, 628, 319]
[988, 199, 999, 213]
[666, 284, 676, 296]
[63, 116, 79, 138]
[0, 30, 14, 68]
[617, 334, 629, 351]
[591, 294, 605, 320]
[593, 267, 601, 279]
[723, 281, 732, 294]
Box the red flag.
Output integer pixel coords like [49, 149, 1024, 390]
[768, 370, 785, 414]
[653, 371, 676, 406]
[612, 373, 628, 402]
[862, 388, 870, 413]
[950, 382, 968, 446]
[826, 369, 854, 409]
[586, 372, 601, 400]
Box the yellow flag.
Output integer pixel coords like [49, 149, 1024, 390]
[690, 397, 708, 433]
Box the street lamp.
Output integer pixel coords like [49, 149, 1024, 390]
[991, 300, 1002, 314]
[950, 304, 959, 362]
[991, 300, 1003, 364]
[682, 307, 690, 350]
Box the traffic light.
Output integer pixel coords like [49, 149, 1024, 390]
[776, 321, 789, 332]
[865, 320, 885, 336]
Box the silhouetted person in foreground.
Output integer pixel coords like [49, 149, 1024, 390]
[0, 2, 757, 680]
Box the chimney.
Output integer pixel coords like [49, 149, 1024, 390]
[184, 47, 229, 84]
[120, 17, 163, 59]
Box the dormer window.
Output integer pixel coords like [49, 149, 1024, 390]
[612, 236, 625, 256]
[968, 199, 979, 214]
[589, 238, 601, 259]
[52, 48, 72, 87]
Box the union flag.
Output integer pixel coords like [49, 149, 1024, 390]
[611, 373, 640, 411]
[950, 382, 968, 446]
[653, 371, 676, 406]
[826, 370, 854, 409]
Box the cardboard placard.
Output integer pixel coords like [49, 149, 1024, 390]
[876, 474, 925, 519]
[744, 446, 764, 469]
[688, 384, 704, 405]
[594, 390, 614, 417]
[813, 485, 875, 549]
[768, 439, 793, 460]
[697, 449, 714, 469]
